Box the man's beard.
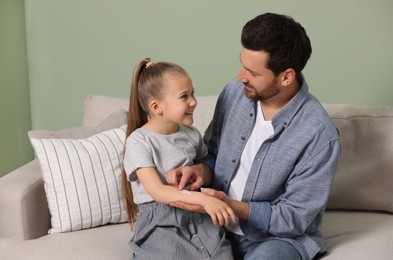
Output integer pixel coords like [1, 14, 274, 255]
[243, 83, 280, 101]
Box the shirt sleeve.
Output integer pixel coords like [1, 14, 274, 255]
[123, 132, 155, 182]
[248, 139, 340, 237]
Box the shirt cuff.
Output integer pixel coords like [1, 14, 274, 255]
[248, 201, 272, 233]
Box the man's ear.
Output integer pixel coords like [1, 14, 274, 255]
[280, 68, 296, 87]
[148, 100, 162, 115]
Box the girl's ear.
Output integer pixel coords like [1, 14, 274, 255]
[280, 68, 296, 87]
[148, 100, 163, 115]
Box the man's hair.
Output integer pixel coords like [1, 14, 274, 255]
[241, 13, 312, 76]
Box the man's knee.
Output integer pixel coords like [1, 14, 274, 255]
[244, 240, 301, 260]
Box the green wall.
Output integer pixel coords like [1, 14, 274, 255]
[25, 0, 393, 131]
[0, 0, 32, 177]
[1, 0, 393, 176]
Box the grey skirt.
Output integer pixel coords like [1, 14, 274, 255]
[130, 202, 233, 260]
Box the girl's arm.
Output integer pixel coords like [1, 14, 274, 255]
[136, 167, 236, 226]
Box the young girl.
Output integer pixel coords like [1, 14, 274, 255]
[122, 58, 235, 259]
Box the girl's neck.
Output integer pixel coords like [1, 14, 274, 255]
[142, 119, 180, 135]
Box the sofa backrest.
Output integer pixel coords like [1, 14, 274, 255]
[82, 95, 218, 134]
[83, 95, 393, 213]
[324, 104, 393, 213]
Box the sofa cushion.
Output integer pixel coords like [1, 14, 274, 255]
[29, 125, 128, 233]
[29, 109, 128, 139]
[321, 210, 393, 259]
[324, 104, 393, 213]
[83, 96, 129, 127]
[0, 223, 132, 260]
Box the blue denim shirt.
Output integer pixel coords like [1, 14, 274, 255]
[201, 76, 340, 260]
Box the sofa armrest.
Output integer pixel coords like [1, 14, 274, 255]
[0, 160, 50, 240]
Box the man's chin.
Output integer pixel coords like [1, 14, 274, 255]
[244, 89, 259, 101]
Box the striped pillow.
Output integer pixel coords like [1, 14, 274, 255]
[30, 125, 128, 233]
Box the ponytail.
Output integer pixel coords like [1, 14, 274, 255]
[122, 57, 187, 229]
[122, 58, 151, 229]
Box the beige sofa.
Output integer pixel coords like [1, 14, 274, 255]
[1, 95, 393, 260]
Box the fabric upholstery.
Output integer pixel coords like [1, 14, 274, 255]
[29, 109, 128, 139]
[30, 125, 128, 233]
[324, 104, 393, 213]
[83, 96, 129, 127]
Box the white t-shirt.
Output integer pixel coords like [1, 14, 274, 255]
[227, 101, 274, 235]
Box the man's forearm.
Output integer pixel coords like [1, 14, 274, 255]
[226, 198, 250, 221]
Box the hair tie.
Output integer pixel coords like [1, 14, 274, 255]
[145, 61, 153, 68]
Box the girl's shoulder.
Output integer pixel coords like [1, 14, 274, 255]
[126, 128, 151, 146]
[180, 125, 200, 136]
[180, 125, 203, 142]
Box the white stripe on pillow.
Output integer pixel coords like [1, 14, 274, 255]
[30, 125, 128, 233]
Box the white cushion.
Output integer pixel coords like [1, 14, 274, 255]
[29, 125, 128, 233]
[29, 109, 128, 140]
[83, 96, 129, 127]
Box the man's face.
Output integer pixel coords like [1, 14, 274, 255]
[236, 48, 280, 101]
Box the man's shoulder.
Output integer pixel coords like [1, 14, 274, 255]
[301, 95, 339, 139]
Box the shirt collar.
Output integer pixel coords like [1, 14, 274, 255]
[271, 73, 309, 130]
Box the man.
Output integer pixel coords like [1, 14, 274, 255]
[166, 13, 340, 260]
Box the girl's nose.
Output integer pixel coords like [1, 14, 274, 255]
[190, 96, 197, 107]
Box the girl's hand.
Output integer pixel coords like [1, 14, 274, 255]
[165, 165, 203, 191]
[203, 196, 237, 227]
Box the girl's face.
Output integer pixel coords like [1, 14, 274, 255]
[159, 73, 197, 127]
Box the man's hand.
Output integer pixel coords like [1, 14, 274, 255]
[203, 188, 250, 221]
[165, 165, 204, 191]
[202, 188, 228, 201]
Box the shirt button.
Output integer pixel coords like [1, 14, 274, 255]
[241, 136, 245, 140]
[249, 113, 253, 117]
[188, 219, 193, 224]
[232, 159, 236, 163]
[199, 246, 205, 251]
[192, 234, 197, 238]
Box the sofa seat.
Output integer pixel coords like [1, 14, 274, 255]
[2, 210, 392, 259]
[321, 210, 393, 259]
[0, 224, 132, 260]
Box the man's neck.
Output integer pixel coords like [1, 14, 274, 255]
[261, 81, 300, 120]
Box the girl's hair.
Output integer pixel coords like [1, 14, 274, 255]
[122, 58, 188, 229]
